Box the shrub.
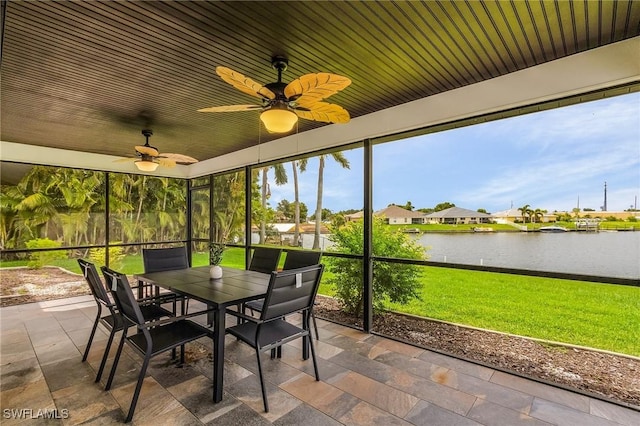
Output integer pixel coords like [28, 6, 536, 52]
[88, 244, 125, 269]
[25, 238, 66, 269]
[327, 217, 427, 316]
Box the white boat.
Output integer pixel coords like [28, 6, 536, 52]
[402, 228, 421, 234]
[473, 227, 494, 232]
[539, 225, 568, 233]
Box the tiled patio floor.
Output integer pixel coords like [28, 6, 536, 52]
[1, 295, 638, 425]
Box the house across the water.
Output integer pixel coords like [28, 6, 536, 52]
[423, 207, 493, 225]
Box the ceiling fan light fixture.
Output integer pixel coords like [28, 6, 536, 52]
[260, 104, 298, 133]
[135, 159, 159, 172]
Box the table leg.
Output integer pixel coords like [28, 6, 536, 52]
[212, 308, 225, 402]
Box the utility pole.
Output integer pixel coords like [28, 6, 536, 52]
[604, 181, 608, 212]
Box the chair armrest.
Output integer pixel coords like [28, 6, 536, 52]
[224, 309, 263, 324]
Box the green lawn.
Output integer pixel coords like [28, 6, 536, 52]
[3, 251, 638, 356]
[0, 247, 248, 275]
[379, 267, 639, 356]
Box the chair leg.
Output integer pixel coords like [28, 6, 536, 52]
[311, 312, 320, 340]
[125, 353, 151, 423]
[82, 309, 101, 362]
[105, 328, 127, 391]
[95, 327, 117, 383]
[308, 332, 320, 382]
[255, 350, 269, 412]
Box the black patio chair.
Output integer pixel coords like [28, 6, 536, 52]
[248, 247, 283, 273]
[282, 250, 322, 271]
[101, 266, 213, 423]
[77, 259, 173, 384]
[142, 246, 191, 313]
[223, 247, 283, 326]
[225, 264, 324, 412]
[245, 250, 322, 340]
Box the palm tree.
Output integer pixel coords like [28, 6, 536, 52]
[191, 186, 211, 240]
[526, 207, 534, 223]
[133, 175, 148, 241]
[518, 204, 530, 223]
[108, 173, 136, 244]
[259, 164, 287, 244]
[212, 171, 245, 242]
[291, 158, 308, 246]
[12, 166, 65, 242]
[54, 169, 103, 246]
[533, 208, 547, 223]
[313, 152, 350, 249]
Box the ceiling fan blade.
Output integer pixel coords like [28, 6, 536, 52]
[134, 145, 159, 156]
[216, 66, 276, 100]
[159, 153, 198, 164]
[113, 157, 137, 163]
[295, 102, 350, 124]
[284, 73, 351, 107]
[197, 104, 262, 113]
[156, 158, 177, 168]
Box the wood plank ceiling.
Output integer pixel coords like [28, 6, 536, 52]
[1, 1, 639, 164]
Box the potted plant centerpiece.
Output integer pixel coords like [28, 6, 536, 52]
[209, 242, 225, 279]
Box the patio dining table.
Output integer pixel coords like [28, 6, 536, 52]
[134, 265, 271, 403]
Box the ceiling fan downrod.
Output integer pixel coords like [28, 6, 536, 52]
[271, 56, 288, 83]
[141, 129, 153, 145]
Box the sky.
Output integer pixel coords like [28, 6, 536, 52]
[268, 92, 640, 214]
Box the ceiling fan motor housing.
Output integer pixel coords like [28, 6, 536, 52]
[271, 56, 288, 73]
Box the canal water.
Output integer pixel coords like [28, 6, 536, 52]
[416, 231, 640, 279]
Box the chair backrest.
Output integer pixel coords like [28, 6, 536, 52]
[78, 258, 111, 307]
[142, 246, 189, 273]
[283, 251, 322, 270]
[260, 264, 324, 321]
[248, 247, 282, 274]
[101, 266, 145, 326]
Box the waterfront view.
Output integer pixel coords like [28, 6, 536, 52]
[418, 231, 640, 279]
[278, 226, 639, 279]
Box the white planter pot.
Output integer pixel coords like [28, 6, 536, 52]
[209, 265, 223, 279]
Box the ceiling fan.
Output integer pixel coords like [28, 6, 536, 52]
[115, 129, 198, 172]
[198, 56, 352, 133]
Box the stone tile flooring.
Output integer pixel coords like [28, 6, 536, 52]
[1, 295, 639, 425]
